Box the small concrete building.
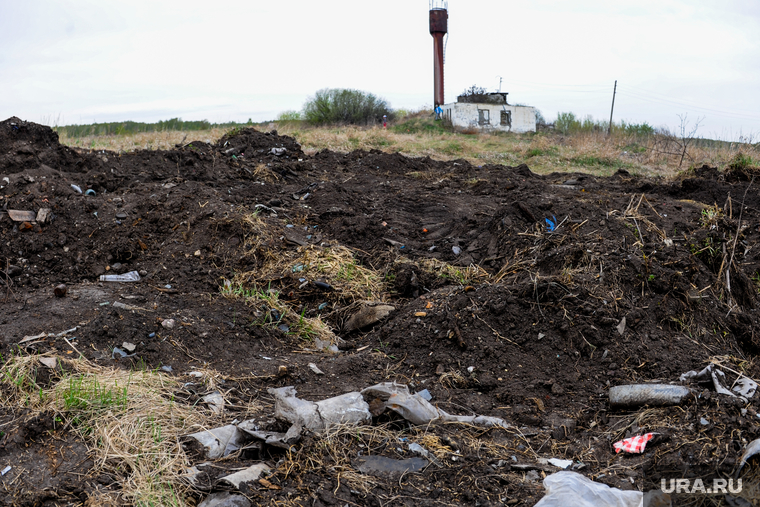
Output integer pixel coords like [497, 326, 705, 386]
[442, 92, 536, 133]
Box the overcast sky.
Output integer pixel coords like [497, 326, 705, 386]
[1, 0, 759, 141]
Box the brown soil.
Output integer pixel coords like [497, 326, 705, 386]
[2, 116, 760, 506]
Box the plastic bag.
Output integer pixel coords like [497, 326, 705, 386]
[534, 472, 642, 507]
[100, 270, 141, 282]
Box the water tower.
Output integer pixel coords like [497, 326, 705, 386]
[429, 0, 448, 107]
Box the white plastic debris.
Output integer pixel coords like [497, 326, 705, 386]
[268, 386, 371, 432]
[546, 458, 573, 469]
[187, 425, 247, 459]
[161, 319, 175, 329]
[100, 270, 141, 282]
[534, 471, 642, 507]
[1, 466, 11, 476]
[202, 392, 225, 414]
[39, 357, 57, 369]
[308, 363, 324, 375]
[737, 438, 760, 477]
[680, 364, 757, 401]
[220, 463, 270, 489]
[122, 342, 136, 353]
[361, 382, 509, 428]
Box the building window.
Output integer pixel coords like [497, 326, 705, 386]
[501, 110, 512, 127]
[478, 109, 490, 126]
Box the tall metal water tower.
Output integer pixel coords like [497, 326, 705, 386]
[429, 0, 448, 107]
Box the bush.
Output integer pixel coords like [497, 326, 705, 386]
[303, 88, 394, 126]
[277, 110, 302, 121]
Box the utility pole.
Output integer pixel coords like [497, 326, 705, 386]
[608, 80, 617, 135]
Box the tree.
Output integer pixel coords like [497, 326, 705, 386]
[303, 89, 394, 126]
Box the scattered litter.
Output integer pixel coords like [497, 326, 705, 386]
[8, 210, 36, 222]
[343, 303, 395, 332]
[70, 184, 82, 193]
[188, 425, 247, 459]
[545, 216, 557, 232]
[356, 455, 428, 477]
[534, 471, 642, 507]
[39, 357, 57, 369]
[161, 365, 173, 373]
[616, 316, 626, 335]
[308, 363, 324, 375]
[270, 147, 287, 156]
[269, 386, 371, 432]
[100, 270, 141, 282]
[452, 246, 461, 255]
[680, 364, 757, 401]
[20, 326, 78, 344]
[700, 417, 709, 426]
[112, 347, 136, 359]
[0, 466, 10, 476]
[737, 438, 760, 477]
[148, 332, 156, 338]
[318, 302, 328, 310]
[198, 491, 251, 507]
[161, 319, 175, 329]
[613, 433, 656, 454]
[113, 301, 149, 312]
[122, 342, 136, 353]
[219, 463, 270, 489]
[202, 392, 225, 414]
[313, 280, 332, 290]
[416, 389, 432, 401]
[85, 189, 96, 196]
[277, 324, 289, 333]
[408, 442, 431, 458]
[609, 384, 691, 408]
[546, 458, 573, 469]
[188, 371, 204, 378]
[361, 382, 508, 427]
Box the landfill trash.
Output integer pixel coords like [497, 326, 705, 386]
[534, 471, 642, 507]
[39, 357, 57, 369]
[220, 463, 270, 489]
[85, 189, 96, 196]
[680, 364, 757, 401]
[112, 347, 136, 359]
[546, 458, 573, 469]
[545, 216, 557, 232]
[361, 382, 509, 427]
[71, 184, 82, 193]
[613, 433, 656, 454]
[313, 280, 332, 290]
[277, 324, 289, 333]
[736, 438, 760, 477]
[99, 271, 141, 282]
[122, 342, 136, 353]
[198, 491, 251, 507]
[308, 363, 324, 375]
[356, 455, 428, 477]
[148, 332, 156, 338]
[616, 316, 626, 335]
[188, 425, 248, 459]
[0, 466, 10, 476]
[313, 336, 340, 354]
[54, 284, 67, 297]
[609, 384, 691, 408]
[161, 319, 175, 329]
[8, 210, 37, 222]
[35, 208, 50, 223]
[318, 302, 328, 310]
[202, 392, 225, 415]
[343, 303, 395, 332]
[452, 246, 461, 255]
[20, 326, 78, 344]
[269, 386, 371, 432]
[416, 389, 432, 401]
[270, 147, 287, 156]
[161, 365, 173, 372]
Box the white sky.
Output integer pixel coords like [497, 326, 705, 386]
[1, 0, 759, 141]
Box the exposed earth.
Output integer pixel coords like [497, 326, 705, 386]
[2, 116, 760, 506]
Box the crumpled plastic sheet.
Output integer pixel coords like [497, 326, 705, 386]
[680, 364, 757, 401]
[267, 386, 371, 432]
[534, 471, 643, 507]
[360, 382, 509, 428]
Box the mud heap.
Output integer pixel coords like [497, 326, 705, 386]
[1, 116, 760, 506]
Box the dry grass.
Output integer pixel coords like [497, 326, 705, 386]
[55, 117, 760, 180]
[0, 354, 227, 506]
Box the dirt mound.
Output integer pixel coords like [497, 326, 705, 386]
[2, 119, 760, 505]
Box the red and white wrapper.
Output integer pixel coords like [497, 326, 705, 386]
[613, 433, 655, 454]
